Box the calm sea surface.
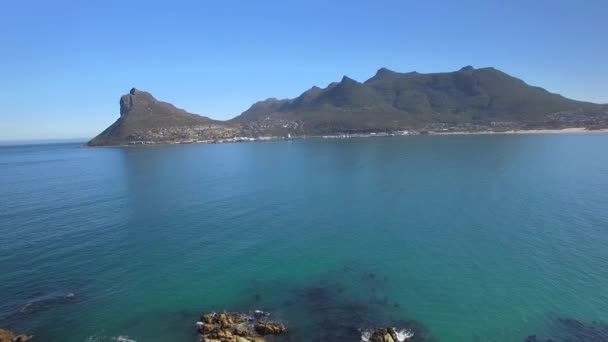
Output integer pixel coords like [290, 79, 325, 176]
[1, 135, 608, 342]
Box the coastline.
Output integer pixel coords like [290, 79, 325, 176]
[427, 127, 608, 136]
[81, 127, 608, 148]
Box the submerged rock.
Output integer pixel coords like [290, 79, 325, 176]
[525, 316, 608, 341]
[196, 311, 286, 342]
[524, 335, 553, 342]
[8, 292, 76, 318]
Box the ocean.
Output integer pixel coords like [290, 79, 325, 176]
[1, 134, 607, 341]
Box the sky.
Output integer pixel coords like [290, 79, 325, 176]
[1, 0, 607, 140]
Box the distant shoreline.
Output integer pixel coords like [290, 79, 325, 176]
[79, 127, 608, 148]
[426, 127, 608, 136]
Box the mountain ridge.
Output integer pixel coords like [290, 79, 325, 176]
[88, 66, 608, 146]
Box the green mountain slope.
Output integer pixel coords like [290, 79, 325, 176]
[89, 67, 608, 145]
[234, 66, 605, 134]
[88, 88, 225, 146]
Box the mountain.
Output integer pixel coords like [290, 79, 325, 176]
[234, 66, 606, 135]
[89, 67, 608, 146]
[88, 88, 235, 146]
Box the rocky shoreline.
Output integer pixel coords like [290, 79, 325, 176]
[195, 310, 418, 342]
[4, 310, 606, 341]
[196, 311, 286, 342]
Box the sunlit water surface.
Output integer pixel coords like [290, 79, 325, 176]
[1, 134, 608, 341]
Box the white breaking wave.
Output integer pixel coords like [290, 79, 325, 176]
[394, 328, 415, 341]
[360, 329, 372, 342]
[360, 328, 414, 342]
[84, 335, 136, 342]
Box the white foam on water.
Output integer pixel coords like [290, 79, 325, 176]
[84, 335, 136, 342]
[394, 328, 415, 341]
[360, 329, 372, 342]
[359, 328, 414, 342]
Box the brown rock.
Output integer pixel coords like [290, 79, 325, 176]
[206, 312, 245, 328]
[198, 311, 280, 342]
[217, 313, 228, 325]
[228, 313, 245, 325]
[13, 336, 33, 342]
[254, 321, 286, 335]
[218, 329, 233, 339]
[369, 328, 395, 342]
[0, 330, 14, 342]
[203, 335, 259, 342]
[383, 333, 395, 342]
[201, 323, 220, 334]
[202, 314, 215, 324]
[234, 326, 252, 337]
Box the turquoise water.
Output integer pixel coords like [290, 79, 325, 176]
[1, 135, 608, 341]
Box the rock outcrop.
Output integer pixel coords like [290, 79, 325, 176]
[0, 330, 11, 342]
[0, 329, 33, 342]
[196, 311, 286, 342]
[253, 321, 286, 336]
[361, 327, 414, 342]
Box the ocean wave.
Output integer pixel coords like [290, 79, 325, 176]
[114, 337, 136, 342]
[360, 327, 414, 341]
[394, 328, 415, 341]
[85, 335, 136, 342]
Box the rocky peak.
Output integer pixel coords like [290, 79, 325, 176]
[301, 86, 322, 97]
[365, 67, 400, 83]
[459, 65, 475, 72]
[288, 86, 323, 107]
[340, 75, 357, 84]
[325, 81, 339, 90]
[248, 98, 285, 111]
[376, 67, 397, 76]
[120, 88, 156, 117]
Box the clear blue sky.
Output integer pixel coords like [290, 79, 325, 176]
[1, 0, 607, 140]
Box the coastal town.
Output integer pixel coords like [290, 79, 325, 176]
[121, 124, 607, 146]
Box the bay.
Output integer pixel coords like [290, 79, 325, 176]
[1, 134, 608, 341]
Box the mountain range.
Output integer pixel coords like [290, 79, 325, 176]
[88, 66, 608, 146]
